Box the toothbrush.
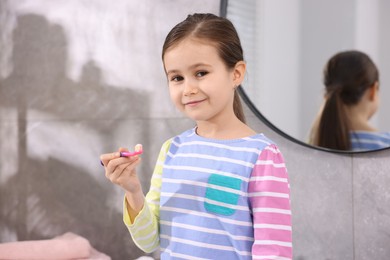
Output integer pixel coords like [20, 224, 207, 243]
[120, 150, 143, 157]
[100, 144, 143, 166]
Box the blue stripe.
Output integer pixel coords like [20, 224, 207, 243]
[160, 225, 253, 251]
[159, 212, 252, 236]
[160, 179, 250, 207]
[159, 195, 250, 215]
[350, 131, 390, 151]
[160, 242, 252, 260]
[159, 225, 253, 257]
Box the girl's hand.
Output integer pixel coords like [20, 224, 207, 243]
[100, 146, 142, 194]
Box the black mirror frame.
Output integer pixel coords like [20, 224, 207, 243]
[220, 0, 390, 154]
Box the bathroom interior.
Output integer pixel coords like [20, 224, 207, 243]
[0, 0, 389, 259]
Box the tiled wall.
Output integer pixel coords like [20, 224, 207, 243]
[1, 1, 389, 259]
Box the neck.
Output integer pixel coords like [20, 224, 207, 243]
[345, 105, 377, 132]
[195, 117, 255, 140]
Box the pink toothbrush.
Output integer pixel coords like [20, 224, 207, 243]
[120, 150, 143, 157]
[100, 144, 142, 166]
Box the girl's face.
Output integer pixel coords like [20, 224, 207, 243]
[163, 38, 244, 124]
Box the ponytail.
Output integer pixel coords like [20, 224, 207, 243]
[317, 90, 351, 150]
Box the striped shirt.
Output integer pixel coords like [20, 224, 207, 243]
[350, 131, 390, 151]
[124, 128, 292, 259]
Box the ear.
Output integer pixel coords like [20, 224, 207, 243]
[368, 81, 379, 101]
[232, 61, 246, 87]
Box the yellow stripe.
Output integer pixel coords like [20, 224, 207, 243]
[122, 138, 172, 252]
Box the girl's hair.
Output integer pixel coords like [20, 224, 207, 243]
[162, 13, 246, 123]
[316, 50, 379, 150]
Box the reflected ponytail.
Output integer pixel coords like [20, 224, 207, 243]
[317, 89, 350, 150]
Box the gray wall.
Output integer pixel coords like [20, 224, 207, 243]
[246, 109, 390, 260]
[0, 1, 389, 260]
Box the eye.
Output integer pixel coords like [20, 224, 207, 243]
[196, 71, 208, 77]
[170, 75, 184, 82]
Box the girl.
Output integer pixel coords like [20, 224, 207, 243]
[309, 50, 390, 151]
[100, 13, 292, 259]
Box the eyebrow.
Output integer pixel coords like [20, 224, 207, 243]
[166, 63, 212, 75]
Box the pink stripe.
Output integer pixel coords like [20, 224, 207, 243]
[252, 244, 292, 258]
[252, 212, 292, 226]
[254, 229, 292, 242]
[252, 164, 288, 177]
[249, 179, 290, 193]
[250, 197, 291, 210]
[259, 147, 286, 162]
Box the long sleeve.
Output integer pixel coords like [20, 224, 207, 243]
[248, 144, 292, 259]
[123, 139, 172, 253]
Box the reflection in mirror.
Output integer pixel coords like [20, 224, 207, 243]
[308, 50, 390, 151]
[225, 0, 390, 152]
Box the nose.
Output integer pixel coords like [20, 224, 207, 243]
[183, 79, 198, 96]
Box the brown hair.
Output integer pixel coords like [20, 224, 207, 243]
[315, 50, 379, 150]
[162, 13, 246, 123]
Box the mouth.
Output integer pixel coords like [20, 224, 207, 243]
[184, 99, 206, 106]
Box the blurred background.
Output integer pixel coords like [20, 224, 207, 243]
[1, 0, 389, 259]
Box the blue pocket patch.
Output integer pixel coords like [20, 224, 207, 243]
[204, 174, 242, 216]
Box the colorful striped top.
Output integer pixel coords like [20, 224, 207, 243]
[350, 131, 390, 151]
[124, 128, 292, 259]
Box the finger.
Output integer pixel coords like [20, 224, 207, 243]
[100, 152, 121, 167]
[115, 158, 142, 184]
[108, 161, 132, 180]
[130, 157, 142, 168]
[109, 157, 141, 184]
[118, 147, 129, 152]
[106, 156, 139, 178]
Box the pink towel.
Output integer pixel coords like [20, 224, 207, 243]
[0, 232, 111, 260]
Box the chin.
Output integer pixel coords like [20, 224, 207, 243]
[186, 114, 210, 122]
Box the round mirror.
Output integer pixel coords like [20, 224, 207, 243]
[222, 0, 390, 153]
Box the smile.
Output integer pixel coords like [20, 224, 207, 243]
[184, 99, 206, 107]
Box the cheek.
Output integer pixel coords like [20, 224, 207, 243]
[208, 83, 234, 101]
[169, 87, 183, 107]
